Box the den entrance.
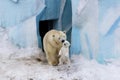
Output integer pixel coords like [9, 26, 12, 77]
[39, 20, 55, 51]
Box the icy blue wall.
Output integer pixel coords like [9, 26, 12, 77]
[61, 0, 72, 43]
[71, 0, 99, 59]
[0, 0, 45, 27]
[98, 0, 120, 63]
[0, 0, 45, 48]
[37, 0, 60, 21]
[71, 0, 120, 63]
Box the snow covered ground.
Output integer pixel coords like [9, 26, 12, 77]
[1, 54, 120, 80]
[0, 28, 120, 80]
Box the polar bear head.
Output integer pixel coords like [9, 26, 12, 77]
[52, 31, 67, 44]
[63, 40, 70, 48]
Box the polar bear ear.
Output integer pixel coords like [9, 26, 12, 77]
[63, 31, 66, 34]
[52, 35, 55, 37]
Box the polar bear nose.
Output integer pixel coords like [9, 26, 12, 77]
[62, 40, 65, 43]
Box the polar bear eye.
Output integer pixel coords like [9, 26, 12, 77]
[63, 36, 66, 38]
[59, 37, 61, 40]
[52, 35, 55, 37]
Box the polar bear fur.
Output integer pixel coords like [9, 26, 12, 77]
[58, 40, 70, 65]
[43, 30, 67, 66]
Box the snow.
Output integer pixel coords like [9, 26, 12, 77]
[0, 54, 120, 80]
[1, 26, 120, 80]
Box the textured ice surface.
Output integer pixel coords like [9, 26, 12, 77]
[71, 0, 120, 62]
[0, 0, 45, 27]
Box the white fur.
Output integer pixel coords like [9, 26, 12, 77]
[58, 40, 70, 65]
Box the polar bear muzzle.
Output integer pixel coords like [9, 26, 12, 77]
[62, 40, 65, 43]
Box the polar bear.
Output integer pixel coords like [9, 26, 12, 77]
[43, 30, 67, 66]
[58, 40, 70, 65]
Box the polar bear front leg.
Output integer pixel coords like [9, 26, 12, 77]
[46, 53, 59, 66]
[45, 45, 59, 66]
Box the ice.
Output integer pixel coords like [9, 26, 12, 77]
[98, 0, 120, 62]
[99, 7, 120, 35]
[10, 0, 19, 3]
[71, 0, 99, 59]
[8, 16, 39, 48]
[0, 0, 45, 27]
[0, 0, 45, 48]
[72, 0, 120, 62]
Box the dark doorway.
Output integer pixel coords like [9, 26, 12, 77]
[39, 20, 55, 52]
